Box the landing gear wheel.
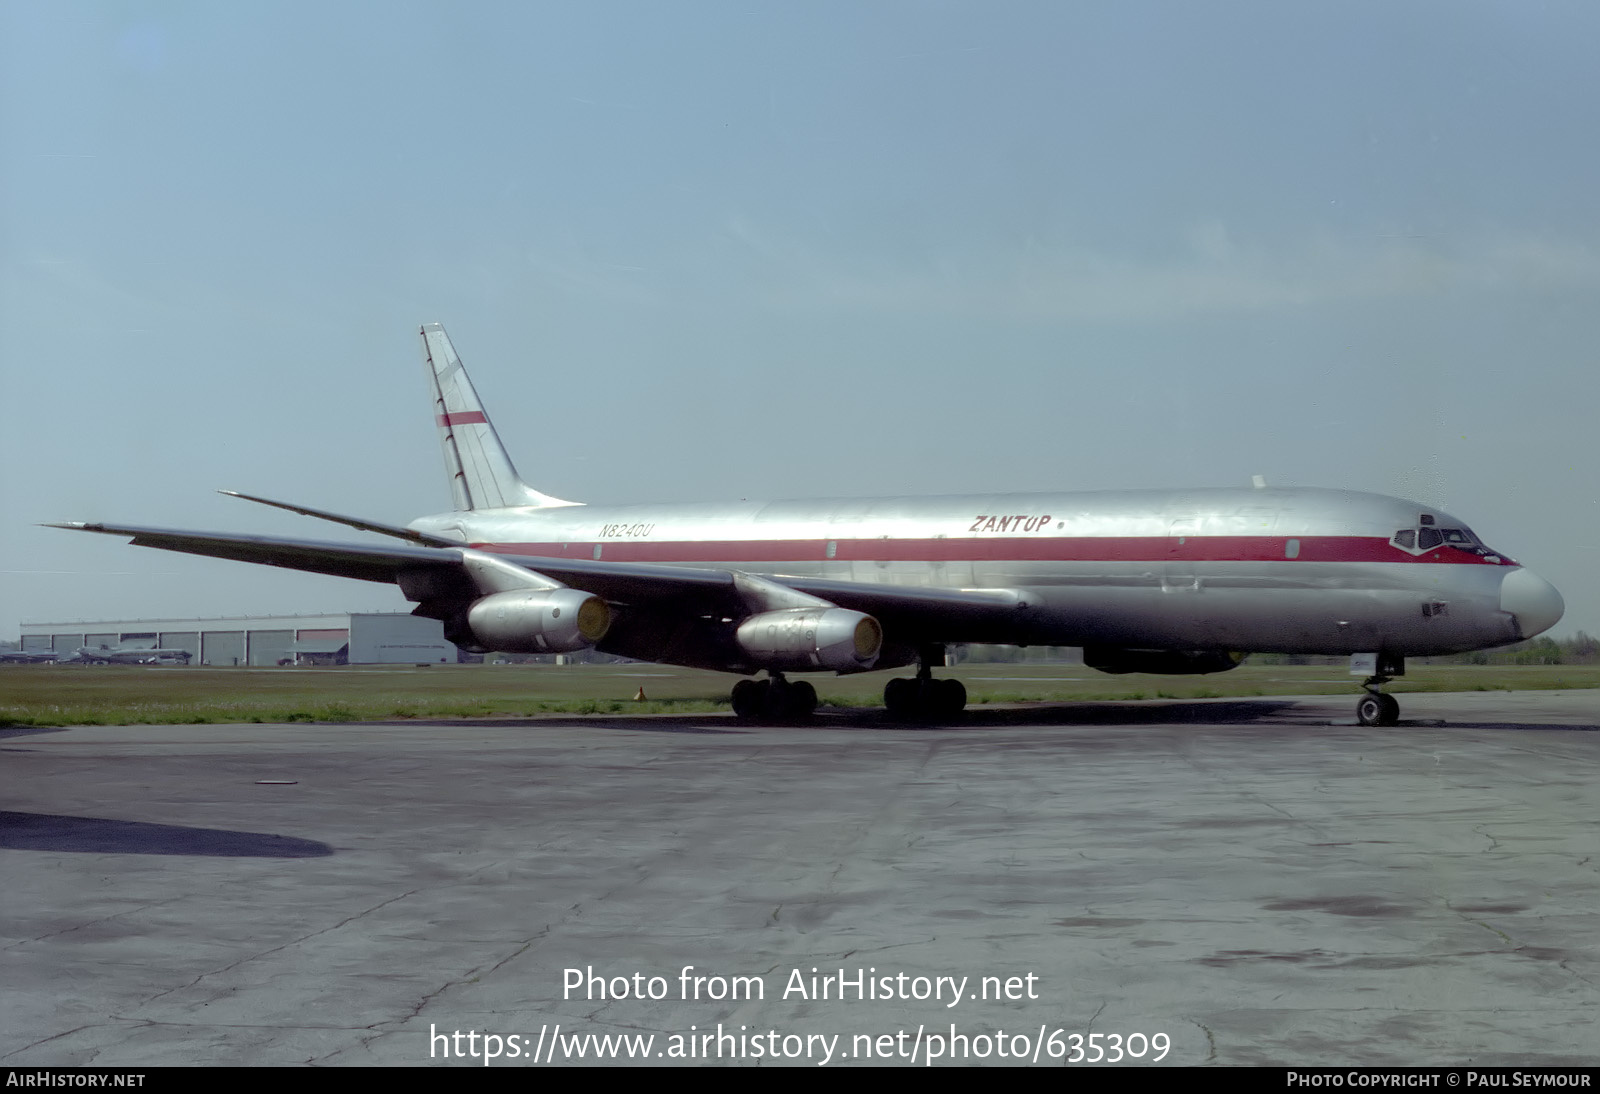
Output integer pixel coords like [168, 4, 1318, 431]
[884, 677, 916, 719]
[731, 679, 763, 720]
[731, 676, 818, 721]
[1356, 693, 1400, 727]
[883, 676, 967, 721]
[1378, 693, 1400, 725]
[762, 678, 790, 719]
[937, 678, 967, 718]
[788, 680, 818, 718]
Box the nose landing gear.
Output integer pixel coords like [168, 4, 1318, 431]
[1356, 687, 1400, 727]
[1352, 654, 1404, 726]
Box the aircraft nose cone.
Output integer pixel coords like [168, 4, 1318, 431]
[1500, 567, 1564, 639]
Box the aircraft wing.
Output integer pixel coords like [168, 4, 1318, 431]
[45, 523, 743, 602]
[47, 523, 1041, 642]
[467, 554, 1038, 626]
[767, 575, 1041, 643]
[47, 522, 463, 584]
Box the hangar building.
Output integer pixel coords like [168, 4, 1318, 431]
[18, 613, 458, 666]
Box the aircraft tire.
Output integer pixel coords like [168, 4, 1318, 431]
[1378, 693, 1400, 725]
[789, 680, 818, 718]
[731, 679, 763, 719]
[938, 678, 967, 717]
[884, 677, 916, 719]
[1357, 694, 1399, 727]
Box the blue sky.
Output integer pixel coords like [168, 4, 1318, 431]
[3, 1, 1595, 637]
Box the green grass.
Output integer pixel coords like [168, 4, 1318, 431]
[1, 662, 1595, 727]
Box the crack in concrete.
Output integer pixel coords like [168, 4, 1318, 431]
[138, 886, 425, 1008]
[0, 1024, 99, 1061]
[1084, 1000, 1106, 1032]
[1449, 905, 1598, 990]
[4, 898, 184, 951]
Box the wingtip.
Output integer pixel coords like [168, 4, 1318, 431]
[41, 521, 92, 530]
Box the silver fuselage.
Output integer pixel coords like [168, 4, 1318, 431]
[410, 485, 1561, 659]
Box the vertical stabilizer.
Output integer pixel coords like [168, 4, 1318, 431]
[420, 323, 581, 511]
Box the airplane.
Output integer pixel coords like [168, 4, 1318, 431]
[63, 645, 194, 666]
[50, 323, 1564, 725]
[0, 649, 64, 664]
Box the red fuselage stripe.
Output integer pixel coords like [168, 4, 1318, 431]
[437, 411, 488, 426]
[471, 536, 1507, 566]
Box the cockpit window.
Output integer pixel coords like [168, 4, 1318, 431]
[1392, 523, 1511, 563]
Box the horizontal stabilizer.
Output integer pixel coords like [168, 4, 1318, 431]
[219, 490, 463, 548]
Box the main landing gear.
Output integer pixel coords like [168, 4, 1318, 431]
[1353, 654, 1404, 727]
[731, 672, 818, 721]
[883, 647, 967, 721]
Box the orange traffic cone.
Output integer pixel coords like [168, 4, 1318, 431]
[634, 686, 647, 701]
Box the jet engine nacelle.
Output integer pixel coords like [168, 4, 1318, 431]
[465, 589, 613, 653]
[734, 608, 882, 672]
[1084, 646, 1245, 675]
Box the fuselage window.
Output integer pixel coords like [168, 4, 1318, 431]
[1285, 538, 1301, 559]
[1392, 530, 1415, 549]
